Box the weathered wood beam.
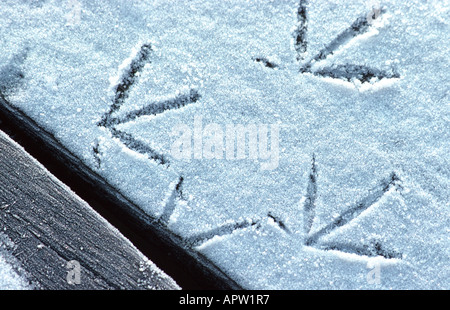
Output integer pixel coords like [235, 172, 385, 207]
[0, 130, 179, 290]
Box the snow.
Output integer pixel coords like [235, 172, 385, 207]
[0, 234, 31, 290]
[0, 0, 448, 289]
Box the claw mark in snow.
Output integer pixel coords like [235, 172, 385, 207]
[159, 176, 184, 225]
[252, 57, 278, 69]
[301, 166, 403, 260]
[107, 89, 200, 127]
[267, 212, 290, 234]
[185, 219, 260, 248]
[300, 8, 386, 71]
[294, 2, 399, 83]
[98, 43, 153, 128]
[97, 43, 200, 166]
[92, 141, 101, 168]
[321, 241, 402, 259]
[109, 127, 168, 165]
[0, 48, 29, 95]
[293, 0, 309, 61]
[303, 154, 317, 235]
[305, 172, 401, 247]
[267, 155, 403, 259]
[186, 211, 294, 249]
[314, 64, 399, 83]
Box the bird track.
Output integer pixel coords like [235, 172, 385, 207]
[94, 4, 403, 258]
[294, 0, 399, 83]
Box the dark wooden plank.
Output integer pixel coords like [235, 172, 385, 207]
[0, 130, 179, 290]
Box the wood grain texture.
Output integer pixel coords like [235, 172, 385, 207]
[0, 131, 179, 290]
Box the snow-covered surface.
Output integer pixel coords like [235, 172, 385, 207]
[0, 0, 448, 289]
[0, 234, 31, 290]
